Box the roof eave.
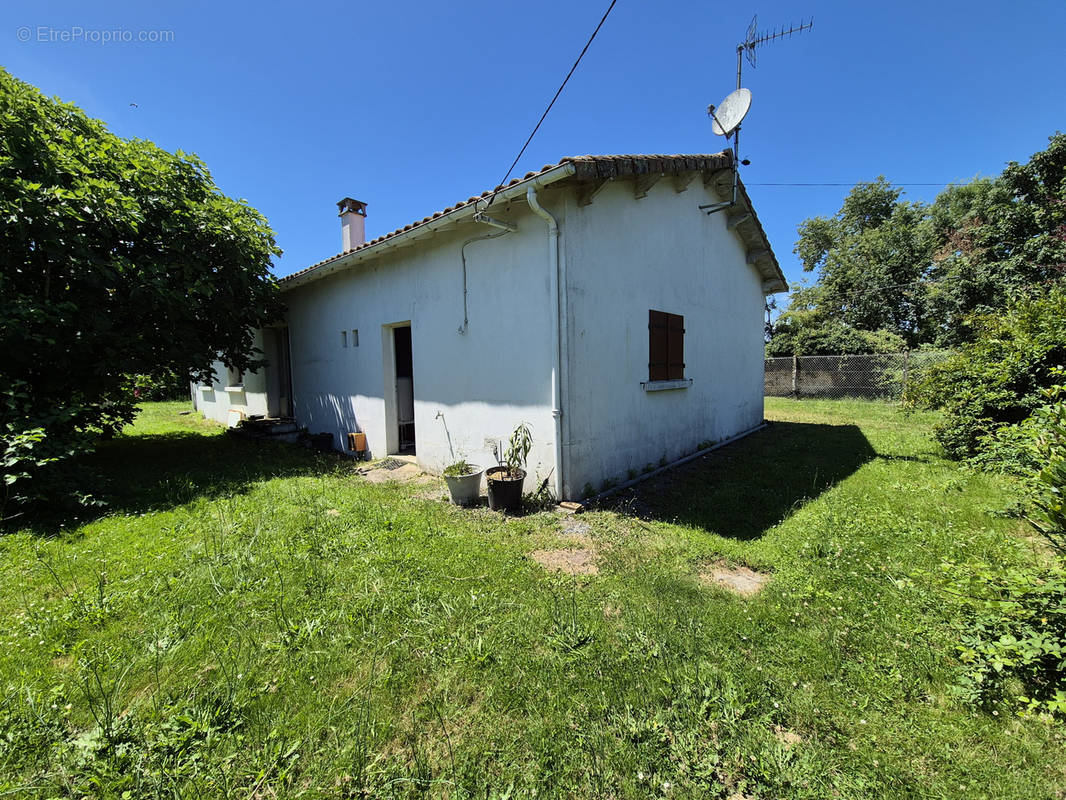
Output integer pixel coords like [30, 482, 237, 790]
[735, 179, 788, 295]
[279, 162, 578, 292]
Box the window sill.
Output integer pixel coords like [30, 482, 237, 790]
[641, 378, 692, 392]
[224, 385, 245, 393]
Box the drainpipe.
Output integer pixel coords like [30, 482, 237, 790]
[458, 212, 516, 335]
[526, 185, 565, 501]
[458, 230, 509, 335]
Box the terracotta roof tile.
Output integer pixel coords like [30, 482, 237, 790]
[280, 152, 746, 286]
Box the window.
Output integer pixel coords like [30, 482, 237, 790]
[648, 310, 685, 381]
[341, 330, 348, 348]
[352, 329, 359, 347]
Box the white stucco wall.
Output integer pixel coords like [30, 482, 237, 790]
[191, 329, 270, 426]
[560, 178, 766, 498]
[281, 200, 562, 490]
[198, 176, 770, 500]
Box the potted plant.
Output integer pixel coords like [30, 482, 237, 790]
[486, 423, 532, 513]
[442, 458, 484, 506]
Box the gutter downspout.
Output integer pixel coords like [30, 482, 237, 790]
[459, 212, 516, 334]
[526, 185, 565, 501]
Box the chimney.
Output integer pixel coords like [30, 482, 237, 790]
[337, 197, 367, 251]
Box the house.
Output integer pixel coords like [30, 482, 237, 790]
[193, 152, 786, 500]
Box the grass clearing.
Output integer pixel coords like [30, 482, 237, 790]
[1, 399, 1063, 798]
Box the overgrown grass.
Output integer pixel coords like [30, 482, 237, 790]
[0, 399, 1062, 798]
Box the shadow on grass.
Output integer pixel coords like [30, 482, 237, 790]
[605, 421, 876, 540]
[18, 429, 340, 536]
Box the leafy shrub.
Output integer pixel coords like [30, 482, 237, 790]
[490, 423, 532, 479]
[940, 562, 1066, 718]
[911, 288, 1066, 460]
[1019, 374, 1066, 552]
[1, 380, 113, 520]
[130, 371, 191, 402]
[969, 370, 1066, 549]
[1, 68, 281, 516]
[766, 314, 906, 357]
[935, 372, 1066, 719]
[2, 425, 51, 499]
[442, 459, 478, 477]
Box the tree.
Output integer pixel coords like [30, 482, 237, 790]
[0, 69, 282, 513]
[922, 177, 1001, 347]
[775, 173, 964, 356]
[772, 133, 1066, 355]
[765, 283, 906, 357]
[786, 178, 935, 351]
[926, 133, 1066, 347]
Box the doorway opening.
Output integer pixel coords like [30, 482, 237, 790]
[266, 326, 294, 418]
[390, 324, 415, 454]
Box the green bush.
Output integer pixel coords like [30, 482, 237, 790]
[0, 68, 280, 516]
[766, 314, 906, 357]
[1, 380, 113, 520]
[934, 373, 1066, 720]
[940, 561, 1066, 718]
[911, 288, 1066, 461]
[131, 371, 191, 402]
[1017, 374, 1066, 553]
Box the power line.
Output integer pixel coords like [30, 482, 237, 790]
[488, 0, 618, 206]
[782, 277, 945, 302]
[846, 278, 947, 297]
[746, 182, 968, 187]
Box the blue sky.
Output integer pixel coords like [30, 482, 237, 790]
[3, 0, 1065, 297]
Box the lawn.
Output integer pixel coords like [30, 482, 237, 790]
[0, 399, 1062, 798]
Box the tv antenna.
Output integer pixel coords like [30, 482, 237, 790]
[700, 14, 813, 216]
[737, 15, 813, 90]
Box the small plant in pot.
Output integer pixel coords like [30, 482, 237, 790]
[442, 458, 484, 506]
[486, 423, 532, 513]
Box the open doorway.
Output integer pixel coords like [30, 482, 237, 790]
[266, 326, 293, 418]
[387, 323, 415, 455]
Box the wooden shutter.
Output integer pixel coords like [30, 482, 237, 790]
[667, 313, 685, 380]
[648, 310, 669, 381]
[649, 310, 685, 381]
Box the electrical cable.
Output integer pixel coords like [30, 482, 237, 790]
[746, 182, 969, 187]
[487, 0, 618, 206]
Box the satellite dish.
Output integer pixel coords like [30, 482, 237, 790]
[709, 87, 752, 137]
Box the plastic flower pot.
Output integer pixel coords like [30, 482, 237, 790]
[443, 467, 484, 506]
[486, 466, 525, 513]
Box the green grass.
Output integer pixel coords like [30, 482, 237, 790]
[1, 399, 1063, 798]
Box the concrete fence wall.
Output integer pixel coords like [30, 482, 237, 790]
[765, 351, 953, 400]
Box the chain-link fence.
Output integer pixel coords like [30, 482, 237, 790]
[765, 351, 953, 400]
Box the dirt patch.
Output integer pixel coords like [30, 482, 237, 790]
[773, 725, 803, 747]
[360, 462, 436, 485]
[559, 516, 592, 541]
[698, 563, 770, 596]
[530, 548, 598, 576]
